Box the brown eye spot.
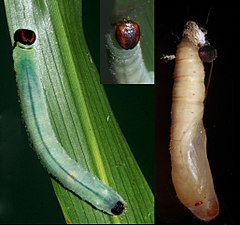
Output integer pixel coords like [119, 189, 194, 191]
[115, 20, 140, 50]
[14, 29, 36, 45]
[199, 45, 217, 63]
[195, 201, 203, 207]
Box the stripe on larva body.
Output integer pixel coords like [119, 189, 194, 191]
[170, 21, 219, 221]
[13, 29, 125, 216]
[105, 30, 154, 84]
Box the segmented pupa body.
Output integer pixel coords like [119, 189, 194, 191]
[170, 21, 219, 221]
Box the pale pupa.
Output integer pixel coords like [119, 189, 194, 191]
[169, 21, 219, 221]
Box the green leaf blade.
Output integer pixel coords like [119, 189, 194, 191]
[4, 0, 153, 223]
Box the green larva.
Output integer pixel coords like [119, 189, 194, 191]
[13, 29, 125, 216]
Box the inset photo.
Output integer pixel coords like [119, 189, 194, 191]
[100, 0, 154, 84]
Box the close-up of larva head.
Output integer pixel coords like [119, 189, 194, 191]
[115, 19, 140, 50]
[100, 0, 154, 84]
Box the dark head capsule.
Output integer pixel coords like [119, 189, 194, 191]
[115, 20, 140, 50]
[14, 29, 36, 45]
[111, 201, 125, 215]
[199, 45, 217, 63]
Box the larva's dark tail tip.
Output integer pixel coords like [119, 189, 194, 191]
[111, 201, 125, 215]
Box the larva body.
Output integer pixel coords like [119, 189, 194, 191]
[170, 21, 219, 221]
[13, 30, 125, 215]
[105, 30, 154, 84]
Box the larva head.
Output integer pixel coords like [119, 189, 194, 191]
[199, 45, 217, 63]
[115, 20, 140, 50]
[14, 29, 36, 49]
[189, 198, 219, 221]
[111, 201, 125, 215]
